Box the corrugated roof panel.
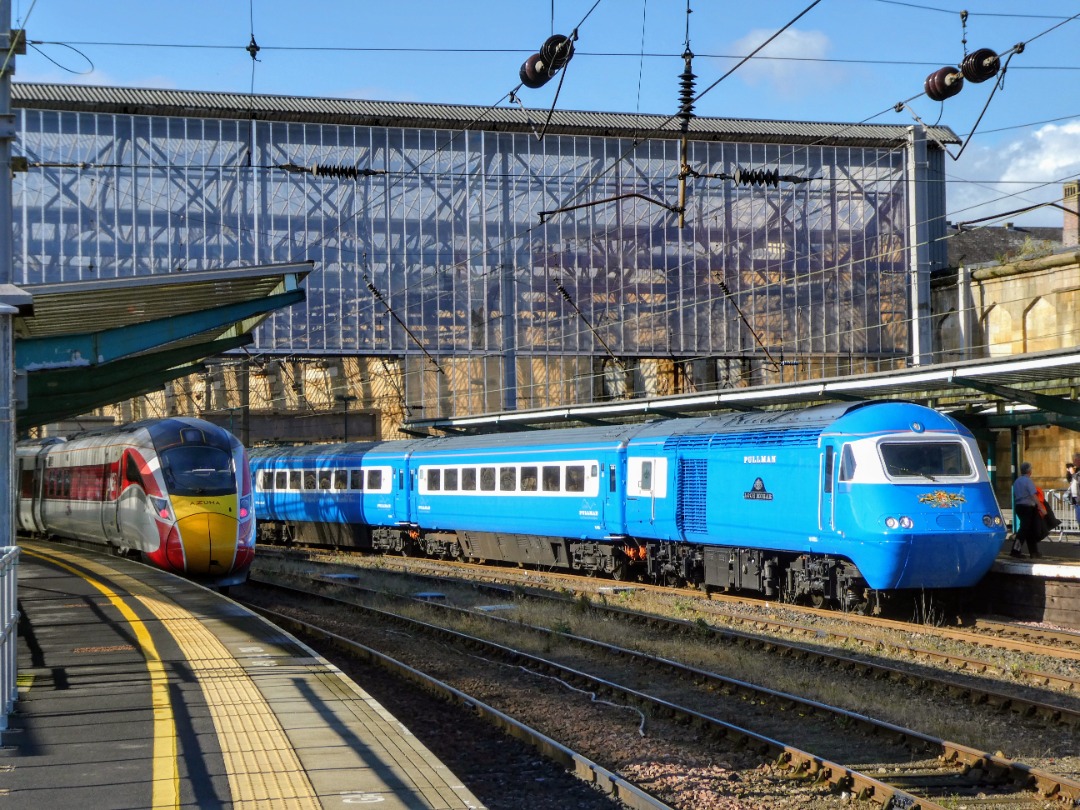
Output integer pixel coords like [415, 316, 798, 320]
[13, 83, 960, 147]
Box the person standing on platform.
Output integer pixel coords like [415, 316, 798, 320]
[1011, 462, 1042, 558]
[1069, 452, 1080, 529]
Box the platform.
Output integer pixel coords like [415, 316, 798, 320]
[3, 540, 483, 810]
[975, 535, 1080, 628]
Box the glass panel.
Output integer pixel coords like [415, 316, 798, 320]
[462, 468, 477, 490]
[499, 467, 517, 491]
[542, 466, 561, 492]
[520, 466, 538, 491]
[566, 465, 585, 492]
[880, 442, 972, 479]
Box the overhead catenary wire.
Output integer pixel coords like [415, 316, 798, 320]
[21, 3, 1080, 414]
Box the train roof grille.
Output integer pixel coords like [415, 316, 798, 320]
[664, 428, 823, 451]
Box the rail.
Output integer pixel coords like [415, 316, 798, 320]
[1047, 490, 1080, 541]
[1, 546, 19, 732]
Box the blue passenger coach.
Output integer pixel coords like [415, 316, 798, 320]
[250, 401, 1005, 609]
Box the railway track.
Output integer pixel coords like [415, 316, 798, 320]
[258, 548, 1080, 700]
[238, 568, 1080, 808]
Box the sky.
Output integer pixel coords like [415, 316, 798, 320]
[13, 0, 1080, 228]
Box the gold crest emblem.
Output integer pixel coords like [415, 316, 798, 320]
[918, 490, 966, 508]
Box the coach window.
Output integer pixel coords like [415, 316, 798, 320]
[289, 470, 302, 490]
[566, 465, 585, 492]
[350, 470, 364, 490]
[333, 469, 348, 490]
[275, 470, 287, 489]
[318, 470, 332, 490]
[444, 469, 459, 491]
[368, 469, 383, 490]
[480, 467, 496, 491]
[304, 470, 317, 490]
[462, 468, 477, 491]
[609, 464, 617, 492]
[499, 467, 517, 491]
[521, 466, 538, 491]
[640, 461, 653, 491]
[259, 471, 273, 490]
[427, 469, 442, 491]
[542, 465, 561, 492]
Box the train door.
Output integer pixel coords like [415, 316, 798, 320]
[102, 452, 122, 544]
[625, 456, 669, 535]
[17, 448, 47, 533]
[601, 453, 627, 536]
[818, 443, 837, 533]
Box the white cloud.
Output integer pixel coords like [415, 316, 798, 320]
[947, 120, 1080, 227]
[726, 28, 840, 98]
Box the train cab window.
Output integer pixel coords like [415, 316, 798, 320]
[480, 467, 496, 491]
[521, 466, 538, 492]
[427, 469, 442, 491]
[350, 470, 364, 490]
[462, 468, 477, 491]
[542, 466, 561, 492]
[444, 469, 459, 491]
[367, 469, 383, 490]
[161, 446, 235, 496]
[318, 470, 332, 490]
[839, 446, 857, 482]
[566, 465, 585, 492]
[124, 453, 143, 487]
[304, 471, 317, 490]
[333, 469, 348, 490]
[288, 470, 301, 490]
[499, 467, 517, 491]
[881, 442, 972, 480]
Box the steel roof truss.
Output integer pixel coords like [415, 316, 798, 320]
[951, 376, 1080, 419]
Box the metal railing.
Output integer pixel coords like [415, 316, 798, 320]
[1047, 490, 1080, 541]
[1, 546, 19, 732]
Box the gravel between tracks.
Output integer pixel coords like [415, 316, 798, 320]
[234, 583, 851, 810]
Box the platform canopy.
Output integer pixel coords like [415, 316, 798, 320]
[13, 262, 311, 432]
[403, 347, 1080, 436]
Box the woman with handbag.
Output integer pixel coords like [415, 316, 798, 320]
[1011, 462, 1042, 558]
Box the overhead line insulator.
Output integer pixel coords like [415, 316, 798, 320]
[924, 67, 964, 102]
[961, 48, 1000, 83]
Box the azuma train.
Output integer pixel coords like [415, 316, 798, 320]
[17, 417, 255, 587]
[250, 401, 1006, 609]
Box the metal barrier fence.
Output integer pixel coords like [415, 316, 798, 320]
[1047, 490, 1080, 541]
[1, 546, 19, 732]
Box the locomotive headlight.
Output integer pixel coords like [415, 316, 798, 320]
[899, 516, 914, 529]
[150, 496, 173, 521]
[983, 514, 1003, 527]
[885, 517, 899, 529]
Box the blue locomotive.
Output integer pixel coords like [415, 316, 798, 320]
[250, 401, 1006, 609]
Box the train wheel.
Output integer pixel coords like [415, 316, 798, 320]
[809, 591, 828, 609]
